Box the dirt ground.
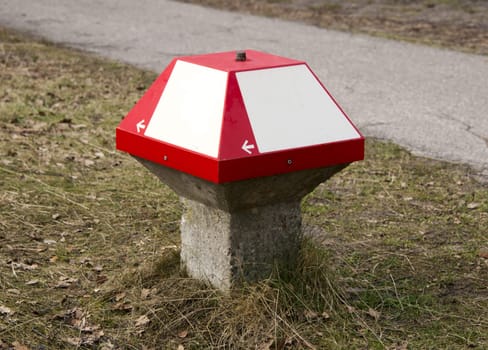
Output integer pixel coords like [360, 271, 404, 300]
[179, 0, 488, 55]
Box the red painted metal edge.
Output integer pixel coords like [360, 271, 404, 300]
[116, 128, 220, 183]
[218, 137, 364, 183]
[117, 126, 363, 184]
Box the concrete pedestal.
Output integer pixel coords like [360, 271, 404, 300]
[136, 157, 347, 290]
[181, 199, 301, 290]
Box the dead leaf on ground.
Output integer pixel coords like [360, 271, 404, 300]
[479, 248, 488, 259]
[12, 341, 29, 350]
[388, 341, 408, 350]
[178, 329, 188, 338]
[54, 307, 84, 322]
[304, 309, 319, 320]
[367, 307, 381, 321]
[112, 301, 132, 312]
[72, 319, 101, 333]
[140, 288, 152, 299]
[9, 262, 38, 271]
[54, 276, 78, 288]
[58, 307, 104, 345]
[177, 345, 185, 350]
[304, 309, 331, 322]
[0, 305, 14, 316]
[63, 337, 81, 346]
[135, 315, 150, 328]
[141, 346, 156, 350]
[467, 202, 481, 209]
[115, 292, 126, 302]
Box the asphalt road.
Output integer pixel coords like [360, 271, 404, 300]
[1, 0, 487, 180]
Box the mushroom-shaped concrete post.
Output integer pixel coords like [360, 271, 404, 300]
[116, 50, 364, 290]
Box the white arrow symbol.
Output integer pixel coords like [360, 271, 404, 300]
[136, 119, 146, 133]
[241, 139, 255, 155]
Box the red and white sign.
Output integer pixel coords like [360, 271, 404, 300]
[116, 50, 364, 183]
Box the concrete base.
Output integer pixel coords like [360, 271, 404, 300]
[135, 157, 348, 289]
[180, 199, 301, 290]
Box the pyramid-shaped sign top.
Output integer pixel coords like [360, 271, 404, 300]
[116, 50, 364, 183]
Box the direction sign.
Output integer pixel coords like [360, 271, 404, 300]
[116, 50, 364, 183]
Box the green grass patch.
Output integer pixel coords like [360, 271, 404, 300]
[0, 27, 487, 349]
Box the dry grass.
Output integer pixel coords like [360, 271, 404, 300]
[0, 27, 487, 349]
[179, 0, 488, 55]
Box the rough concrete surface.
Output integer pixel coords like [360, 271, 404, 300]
[1, 1, 487, 180]
[136, 157, 346, 211]
[181, 198, 302, 290]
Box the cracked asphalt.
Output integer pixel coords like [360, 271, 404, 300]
[1, 0, 487, 180]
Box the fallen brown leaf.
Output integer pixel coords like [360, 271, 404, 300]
[112, 301, 132, 312]
[82, 330, 104, 345]
[304, 309, 319, 320]
[63, 337, 81, 346]
[9, 262, 38, 271]
[135, 314, 150, 328]
[63, 331, 103, 346]
[81, 324, 101, 333]
[54, 276, 78, 288]
[479, 248, 488, 259]
[54, 307, 84, 322]
[388, 341, 408, 350]
[178, 329, 188, 338]
[12, 341, 29, 350]
[141, 288, 151, 299]
[0, 305, 14, 316]
[115, 292, 126, 302]
[367, 307, 381, 321]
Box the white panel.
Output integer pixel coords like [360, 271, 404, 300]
[144, 60, 228, 158]
[236, 64, 360, 153]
